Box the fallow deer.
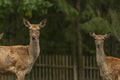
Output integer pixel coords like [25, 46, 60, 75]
[0, 18, 47, 80]
[90, 32, 120, 80]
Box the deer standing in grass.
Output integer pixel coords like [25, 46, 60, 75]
[0, 18, 47, 80]
[90, 32, 120, 80]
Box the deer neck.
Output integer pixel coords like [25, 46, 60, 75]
[29, 37, 40, 61]
[96, 43, 106, 66]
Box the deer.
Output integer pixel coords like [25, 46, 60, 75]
[90, 32, 120, 80]
[0, 18, 47, 80]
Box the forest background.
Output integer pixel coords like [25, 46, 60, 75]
[0, 0, 120, 57]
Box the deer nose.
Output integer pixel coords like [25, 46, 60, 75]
[32, 35, 36, 40]
[97, 44, 100, 48]
[32, 37, 35, 40]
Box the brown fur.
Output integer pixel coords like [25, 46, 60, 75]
[0, 46, 30, 74]
[105, 56, 120, 80]
[90, 32, 120, 80]
[0, 18, 47, 80]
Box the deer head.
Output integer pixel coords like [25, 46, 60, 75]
[90, 32, 110, 48]
[23, 18, 47, 42]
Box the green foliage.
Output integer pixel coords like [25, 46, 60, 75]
[81, 4, 95, 23]
[55, 0, 79, 20]
[0, 0, 52, 18]
[109, 9, 120, 40]
[18, 0, 52, 17]
[64, 25, 77, 43]
[82, 17, 111, 33]
[0, 0, 13, 16]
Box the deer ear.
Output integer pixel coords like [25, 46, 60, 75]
[104, 32, 111, 39]
[23, 18, 31, 27]
[39, 19, 47, 28]
[0, 33, 4, 40]
[90, 32, 96, 37]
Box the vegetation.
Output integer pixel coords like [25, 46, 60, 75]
[0, 0, 120, 56]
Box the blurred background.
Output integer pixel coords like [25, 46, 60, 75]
[0, 0, 120, 80]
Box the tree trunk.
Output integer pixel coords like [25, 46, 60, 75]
[75, 0, 83, 80]
[111, 37, 117, 57]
